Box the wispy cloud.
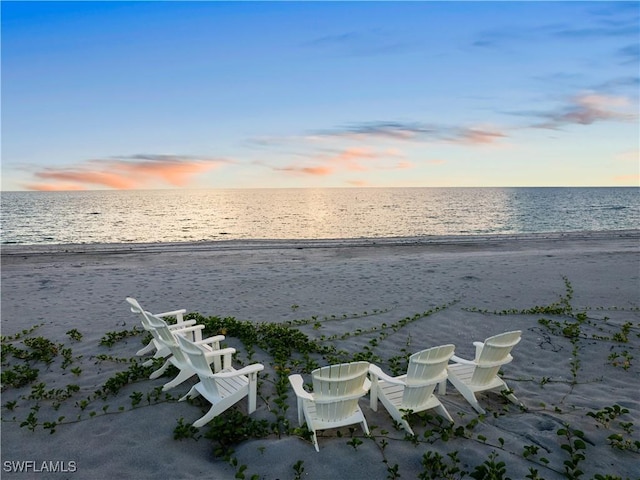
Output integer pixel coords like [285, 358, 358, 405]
[531, 93, 637, 129]
[473, 3, 638, 49]
[303, 28, 415, 57]
[24, 155, 227, 191]
[615, 149, 640, 164]
[592, 75, 640, 93]
[618, 43, 640, 65]
[318, 121, 436, 141]
[272, 147, 410, 177]
[448, 127, 507, 145]
[552, 22, 638, 39]
[314, 121, 508, 145]
[613, 173, 640, 184]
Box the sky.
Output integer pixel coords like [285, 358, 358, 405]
[1, 1, 639, 191]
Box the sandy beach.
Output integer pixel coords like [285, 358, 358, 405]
[1, 230, 639, 479]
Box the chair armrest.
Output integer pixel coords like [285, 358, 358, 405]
[156, 309, 188, 321]
[216, 363, 265, 378]
[154, 308, 187, 318]
[167, 320, 197, 330]
[203, 347, 236, 358]
[196, 335, 225, 347]
[171, 324, 204, 334]
[369, 364, 406, 386]
[203, 347, 235, 371]
[450, 354, 477, 365]
[288, 374, 314, 401]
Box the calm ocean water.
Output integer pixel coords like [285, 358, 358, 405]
[1, 188, 639, 245]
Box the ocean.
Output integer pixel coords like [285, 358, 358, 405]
[1, 187, 638, 245]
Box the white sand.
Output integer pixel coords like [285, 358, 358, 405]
[1, 230, 639, 479]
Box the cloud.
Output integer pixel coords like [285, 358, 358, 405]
[303, 28, 415, 57]
[472, 4, 638, 50]
[24, 155, 226, 191]
[531, 93, 637, 129]
[317, 121, 436, 141]
[613, 173, 640, 184]
[615, 149, 640, 163]
[274, 165, 334, 176]
[23, 182, 88, 191]
[314, 121, 509, 146]
[273, 147, 411, 178]
[552, 23, 638, 39]
[618, 43, 640, 65]
[346, 179, 370, 187]
[592, 76, 640, 93]
[425, 159, 447, 166]
[449, 127, 507, 145]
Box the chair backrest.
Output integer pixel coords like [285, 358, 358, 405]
[126, 297, 149, 326]
[311, 362, 369, 421]
[126, 297, 161, 333]
[145, 313, 190, 367]
[402, 344, 454, 408]
[175, 334, 220, 398]
[471, 330, 521, 386]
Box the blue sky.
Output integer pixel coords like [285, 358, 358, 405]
[1, 1, 638, 191]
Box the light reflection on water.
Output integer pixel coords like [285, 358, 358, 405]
[1, 187, 638, 245]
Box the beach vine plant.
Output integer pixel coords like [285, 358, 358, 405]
[2, 277, 639, 480]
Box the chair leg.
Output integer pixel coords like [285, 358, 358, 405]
[247, 372, 258, 413]
[504, 390, 523, 408]
[447, 376, 486, 414]
[400, 419, 414, 435]
[434, 403, 454, 423]
[297, 398, 305, 426]
[179, 385, 199, 402]
[162, 368, 195, 391]
[191, 397, 238, 428]
[369, 377, 379, 411]
[460, 390, 485, 414]
[311, 430, 319, 452]
[438, 380, 447, 396]
[192, 406, 221, 428]
[149, 358, 171, 379]
[361, 418, 370, 436]
[136, 342, 155, 356]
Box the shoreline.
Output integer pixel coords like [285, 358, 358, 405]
[2, 228, 639, 257]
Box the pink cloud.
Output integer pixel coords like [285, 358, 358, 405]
[537, 93, 637, 128]
[613, 173, 640, 184]
[24, 182, 88, 192]
[34, 169, 140, 189]
[276, 165, 334, 176]
[276, 147, 415, 180]
[615, 149, 640, 163]
[451, 127, 507, 145]
[346, 179, 370, 186]
[392, 160, 413, 169]
[331, 147, 378, 171]
[24, 156, 225, 191]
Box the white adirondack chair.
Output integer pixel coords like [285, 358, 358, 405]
[441, 330, 523, 414]
[369, 344, 455, 435]
[288, 361, 371, 452]
[145, 312, 227, 391]
[176, 334, 265, 428]
[126, 297, 200, 365]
